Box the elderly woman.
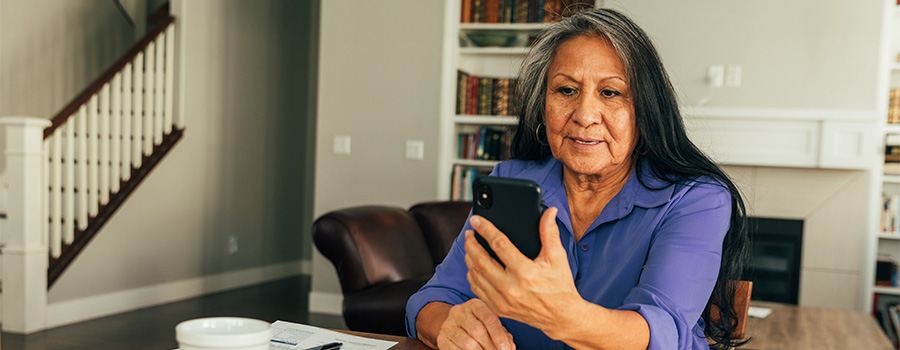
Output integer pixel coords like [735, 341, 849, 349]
[406, 8, 748, 350]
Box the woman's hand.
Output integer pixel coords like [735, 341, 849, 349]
[464, 207, 583, 336]
[433, 299, 516, 350]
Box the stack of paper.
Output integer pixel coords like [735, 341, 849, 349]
[270, 321, 398, 350]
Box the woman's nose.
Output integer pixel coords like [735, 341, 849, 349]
[570, 92, 603, 127]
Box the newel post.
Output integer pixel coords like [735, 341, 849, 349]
[0, 116, 51, 333]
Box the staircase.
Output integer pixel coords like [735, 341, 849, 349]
[0, 10, 181, 334]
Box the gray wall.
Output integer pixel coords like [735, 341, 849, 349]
[44, 0, 317, 303]
[310, 0, 446, 305]
[605, 0, 883, 110]
[0, 0, 145, 118]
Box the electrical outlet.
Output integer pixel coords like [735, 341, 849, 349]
[228, 235, 238, 255]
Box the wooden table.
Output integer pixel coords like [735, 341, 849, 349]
[743, 301, 894, 350]
[340, 330, 432, 350]
[343, 301, 895, 350]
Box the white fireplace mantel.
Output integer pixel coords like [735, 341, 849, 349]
[683, 107, 879, 170]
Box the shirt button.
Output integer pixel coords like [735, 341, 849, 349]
[580, 243, 589, 251]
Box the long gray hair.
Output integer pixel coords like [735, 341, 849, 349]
[512, 8, 662, 161]
[510, 8, 749, 349]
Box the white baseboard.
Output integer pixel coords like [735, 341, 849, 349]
[46, 260, 311, 329]
[308, 291, 343, 315]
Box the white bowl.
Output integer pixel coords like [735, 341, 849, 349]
[176, 317, 273, 350]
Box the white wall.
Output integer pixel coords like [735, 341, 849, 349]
[606, 0, 884, 110]
[0, 0, 320, 325]
[310, 1, 446, 313]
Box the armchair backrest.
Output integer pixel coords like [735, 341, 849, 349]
[410, 201, 473, 266]
[313, 206, 435, 293]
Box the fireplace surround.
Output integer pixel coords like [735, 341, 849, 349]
[745, 217, 804, 304]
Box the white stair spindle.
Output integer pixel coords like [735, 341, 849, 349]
[88, 94, 99, 217]
[99, 83, 110, 205]
[144, 42, 155, 156]
[122, 62, 133, 179]
[111, 73, 122, 193]
[133, 52, 144, 169]
[64, 120, 75, 244]
[76, 105, 88, 230]
[50, 129, 62, 258]
[164, 24, 176, 131]
[154, 36, 164, 145]
[43, 138, 50, 249]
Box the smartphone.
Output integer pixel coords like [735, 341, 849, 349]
[472, 176, 543, 262]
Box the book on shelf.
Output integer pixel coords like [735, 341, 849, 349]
[457, 70, 518, 117]
[460, 0, 594, 24]
[876, 255, 899, 288]
[873, 293, 900, 349]
[878, 304, 898, 348]
[450, 165, 493, 201]
[890, 304, 900, 349]
[888, 145, 900, 163]
[479, 77, 493, 115]
[889, 89, 900, 124]
[886, 134, 900, 175]
[887, 162, 900, 176]
[887, 134, 900, 162]
[457, 127, 515, 161]
[881, 193, 900, 235]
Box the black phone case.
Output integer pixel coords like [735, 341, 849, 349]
[472, 176, 543, 261]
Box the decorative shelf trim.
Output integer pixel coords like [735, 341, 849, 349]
[878, 232, 900, 240]
[873, 286, 900, 295]
[454, 115, 519, 125]
[683, 106, 879, 122]
[459, 47, 529, 55]
[454, 159, 500, 167]
[885, 123, 900, 134]
[883, 175, 900, 183]
[682, 107, 878, 169]
[459, 23, 547, 31]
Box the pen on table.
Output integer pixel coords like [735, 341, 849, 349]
[301, 342, 342, 350]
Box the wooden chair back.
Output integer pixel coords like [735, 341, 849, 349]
[709, 280, 753, 339]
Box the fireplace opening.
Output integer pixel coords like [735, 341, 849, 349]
[743, 217, 804, 304]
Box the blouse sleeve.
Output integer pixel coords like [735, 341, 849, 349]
[616, 180, 732, 350]
[404, 164, 510, 338]
[404, 212, 477, 338]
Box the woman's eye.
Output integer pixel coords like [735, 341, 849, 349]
[601, 89, 620, 98]
[557, 87, 576, 96]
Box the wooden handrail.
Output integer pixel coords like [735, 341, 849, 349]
[43, 16, 176, 139]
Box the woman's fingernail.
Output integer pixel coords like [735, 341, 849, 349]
[470, 215, 482, 227]
[501, 343, 510, 350]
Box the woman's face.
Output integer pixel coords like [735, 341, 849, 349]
[544, 35, 637, 177]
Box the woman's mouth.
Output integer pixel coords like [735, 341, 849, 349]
[571, 137, 601, 145]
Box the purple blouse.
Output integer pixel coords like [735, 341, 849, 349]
[406, 157, 731, 350]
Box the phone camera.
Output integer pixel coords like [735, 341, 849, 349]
[475, 184, 492, 209]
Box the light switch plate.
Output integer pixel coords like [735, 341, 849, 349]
[333, 135, 351, 155]
[406, 140, 424, 160]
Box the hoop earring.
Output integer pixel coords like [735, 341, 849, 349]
[535, 124, 549, 146]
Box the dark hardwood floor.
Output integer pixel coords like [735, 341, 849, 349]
[0, 276, 347, 350]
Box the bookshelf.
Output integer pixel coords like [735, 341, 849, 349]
[438, 0, 597, 201]
[872, 4, 900, 347]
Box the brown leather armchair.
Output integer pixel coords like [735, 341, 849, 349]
[313, 201, 472, 336]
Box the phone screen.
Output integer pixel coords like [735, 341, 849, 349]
[472, 176, 543, 262]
